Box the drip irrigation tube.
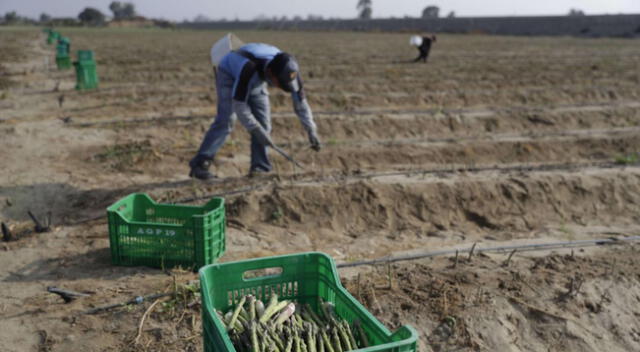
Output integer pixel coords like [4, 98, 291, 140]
[336, 236, 640, 268]
[66, 160, 639, 226]
[66, 101, 640, 128]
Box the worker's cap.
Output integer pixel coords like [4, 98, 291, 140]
[268, 52, 300, 92]
[409, 35, 423, 47]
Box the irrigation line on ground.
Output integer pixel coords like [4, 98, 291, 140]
[315, 160, 640, 185]
[276, 126, 640, 149]
[336, 236, 640, 268]
[84, 292, 173, 315]
[67, 183, 270, 226]
[65, 100, 640, 128]
[65, 160, 640, 226]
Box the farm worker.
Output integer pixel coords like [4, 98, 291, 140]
[410, 34, 436, 63]
[189, 43, 321, 180]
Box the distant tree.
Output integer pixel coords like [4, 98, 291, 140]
[4, 11, 18, 23]
[307, 14, 324, 20]
[109, 2, 122, 18]
[39, 13, 52, 23]
[109, 1, 136, 20]
[293, 15, 303, 21]
[357, 0, 372, 19]
[78, 7, 105, 26]
[568, 8, 585, 16]
[193, 14, 211, 23]
[122, 3, 135, 18]
[422, 6, 440, 18]
[447, 11, 455, 18]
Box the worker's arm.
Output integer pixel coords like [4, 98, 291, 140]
[231, 61, 274, 147]
[232, 100, 274, 147]
[291, 77, 321, 151]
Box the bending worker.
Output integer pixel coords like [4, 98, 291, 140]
[189, 43, 321, 180]
[410, 34, 437, 63]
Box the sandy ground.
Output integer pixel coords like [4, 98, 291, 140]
[1, 27, 639, 351]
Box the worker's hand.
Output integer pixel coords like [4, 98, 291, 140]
[308, 131, 321, 152]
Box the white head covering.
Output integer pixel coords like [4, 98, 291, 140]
[409, 35, 423, 47]
[210, 33, 245, 67]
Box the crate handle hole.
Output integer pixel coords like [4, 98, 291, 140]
[118, 204, 127, 211]
[243, 267, 283, 281]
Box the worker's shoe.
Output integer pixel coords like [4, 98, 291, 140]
[189, 158, 216, 180]
[248, 168, 271, 178]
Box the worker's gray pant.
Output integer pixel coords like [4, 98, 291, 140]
[191, 69, 272, 172]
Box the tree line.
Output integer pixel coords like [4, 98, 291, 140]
[1, 2, 589, 26]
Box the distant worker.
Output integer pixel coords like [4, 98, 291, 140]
[189, 42, 321, 180]
[410, 34, 437, 63]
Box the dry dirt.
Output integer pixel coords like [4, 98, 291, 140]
[1, 27, 639, 351]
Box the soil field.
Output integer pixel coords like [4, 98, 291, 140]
[1, 27, 639, 351]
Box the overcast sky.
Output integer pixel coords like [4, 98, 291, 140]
[2, 0, 639, 21]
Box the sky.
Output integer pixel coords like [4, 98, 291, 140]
[1, 0, 639, 21]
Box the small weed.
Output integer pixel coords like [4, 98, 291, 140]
[326, 137, 338, 146]
[94, 140, 159, 171]
[271, 206, 284, 221]
[614, 153, 639, 165]
[559, 224, 575, 240]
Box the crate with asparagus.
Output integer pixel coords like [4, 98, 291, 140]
[199, 252, 418, 352]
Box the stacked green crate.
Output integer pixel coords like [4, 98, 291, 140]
[73, 50, 99, 90]
[55, 37, 72, 70]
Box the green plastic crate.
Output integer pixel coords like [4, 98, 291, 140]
[73, 50, 99, 90]
[47, 31, 60, 45]
[107, 193, 226, 270]
[77, 50, 94, 61]
[56, 55, 72, 70]
[199, 252, 418, 352]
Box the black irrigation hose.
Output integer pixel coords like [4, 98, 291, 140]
[174, 183, 270, 204]
[276, 126, 640, 149]
[67, 183, 270, 226]
[336, 236, 640, 268]
[66, 160, 640, 226]
[65, 100, 640, 128]
[84, 292, 173, 315]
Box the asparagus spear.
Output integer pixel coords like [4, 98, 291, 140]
[341, 321, 358, 350]
[336, 323, 352, 351]
[251, 322, 260, 352]
[256, 300, 266, 318]
[354, 320, 369, 348]
[228, 296, 247, 332]
[249, 295, 257, 321]
[284, 336, 293, 352]
[321, 330, 335, 352]
[261, 300, 290, 323]
[331, 327, 343, 352]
